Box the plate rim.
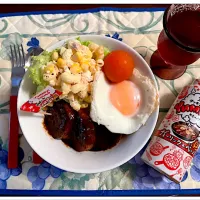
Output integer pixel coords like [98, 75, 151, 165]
[17, 34, 159, 173]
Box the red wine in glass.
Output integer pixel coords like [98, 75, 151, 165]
[150, 4, 200, 80]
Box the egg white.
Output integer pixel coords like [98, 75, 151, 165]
[90, 69, 159, 134]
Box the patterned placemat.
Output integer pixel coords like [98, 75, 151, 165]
[0, 7, 200, 195]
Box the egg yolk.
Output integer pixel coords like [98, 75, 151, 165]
[109, 80, 141, 116]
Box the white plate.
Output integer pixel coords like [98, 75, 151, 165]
[17, 35, 159, 173]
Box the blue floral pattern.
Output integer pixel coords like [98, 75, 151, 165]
[0, 143, 24, 189]
[27, 37, 40, 52]
[27, 161, 64, 190]
[105, 32, 122, 41]
[129, 145, 183, 190]
[190, 148, 200, 182]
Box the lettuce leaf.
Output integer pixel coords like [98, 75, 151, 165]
[76, 37, 91, 47]
[27, 51, 51, 86]
[104, 47, 110, 57]
[76, 37, 110, 56]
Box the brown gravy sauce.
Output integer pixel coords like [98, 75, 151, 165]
[43, 122, 123, 152]
[62, 123, 124, 151]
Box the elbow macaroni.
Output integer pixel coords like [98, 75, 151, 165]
[52, 51, 59, 61]
[49, 79, 56, 87]
[88, 42, 99, 53]
[62, 49, 73, 60]
[61, 82, 71, 95]
[68, 40, 82, 52]
[61, 72, 81, 84]
[78, 89, 88, 99]
[70, 99, 81, 111]
[42, 39, 108, 111]
[94, 46, 104, 60]
[60, 47, 67, 55]
[71, 83, 87, 94]
[96, 59, 104, 70]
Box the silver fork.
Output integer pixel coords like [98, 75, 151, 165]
[8, 44, 25, 169]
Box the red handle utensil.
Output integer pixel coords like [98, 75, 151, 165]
[33, 151, 43, 164]
[8, 96, 19, 169]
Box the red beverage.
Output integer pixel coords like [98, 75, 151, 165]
[158, 31, 200, 66]
[168, 10, 200, 49]
[150, 4, 200, 80]
[158, 10, 200, 66]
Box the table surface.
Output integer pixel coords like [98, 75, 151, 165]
[0, 3, 198, 196]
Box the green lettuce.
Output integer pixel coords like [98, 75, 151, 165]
[104, 47, 110, 57]
[76, 37, 91, 47]
[76, 37, 110, 56]
[27, 51, 52, 92]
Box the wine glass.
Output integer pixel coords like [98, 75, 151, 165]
[150, 4, 200, 80]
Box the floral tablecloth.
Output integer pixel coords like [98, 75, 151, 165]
[0, 7, 200, 194]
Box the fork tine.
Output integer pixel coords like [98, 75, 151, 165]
[21, 44, 25, 66]
[13, 45, 18, 67]
[10, 45, 14, 67]
[17, 45, 22, 67]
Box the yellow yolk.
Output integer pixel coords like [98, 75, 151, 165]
[109, 80, 141, 116]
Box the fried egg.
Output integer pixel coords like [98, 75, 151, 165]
[90, 69, 159, 134]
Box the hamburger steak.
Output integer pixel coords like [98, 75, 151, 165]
[44, 100, 123, 152]
[44, 100, 75, 140]
[44, 100, 96, 151]
[71, 109, 96, 152]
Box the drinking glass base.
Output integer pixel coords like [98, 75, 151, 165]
[150, 50, 187, 80]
